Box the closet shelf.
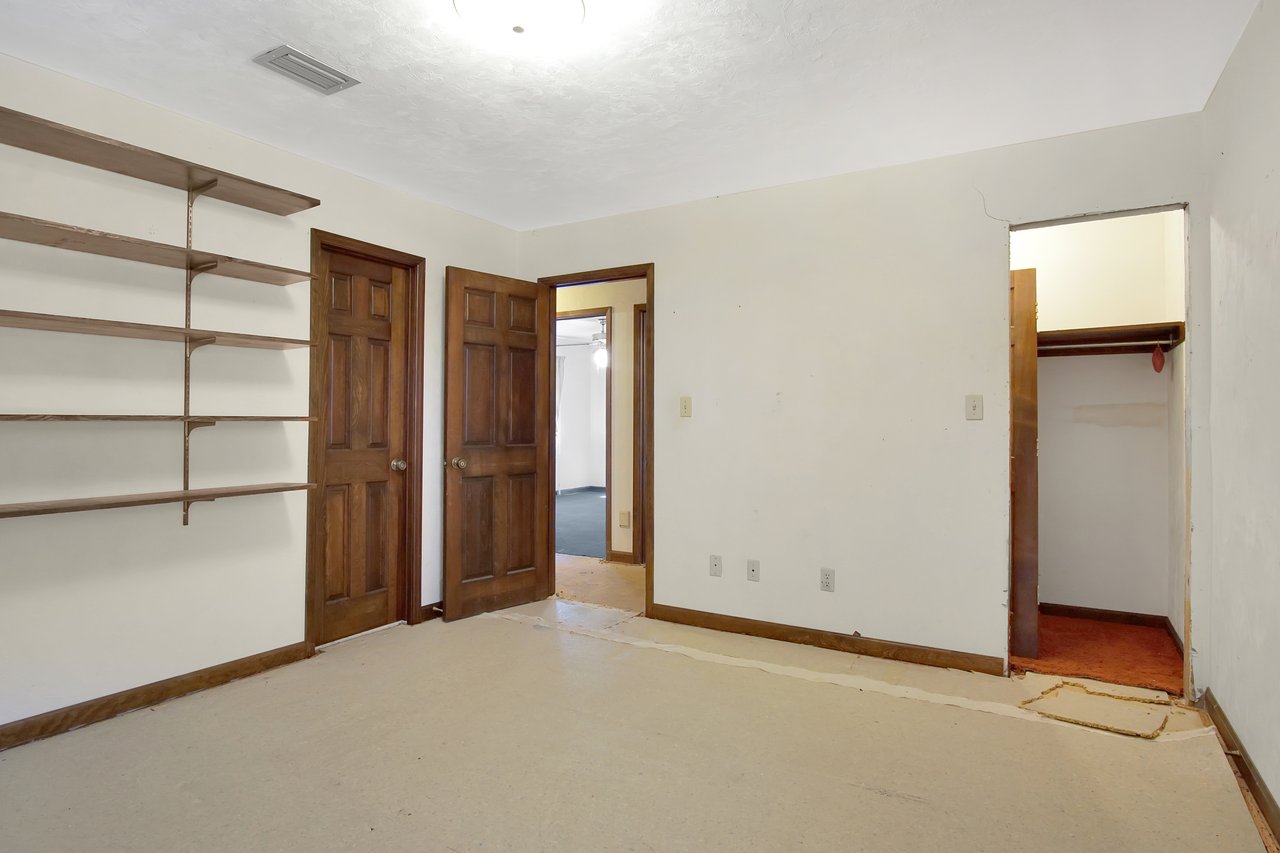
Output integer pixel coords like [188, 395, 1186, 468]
[0, 212, 310, 286]
[0, 482, 314, 520]
[1037, 322, 1185, 358]
[0, 309, 311, 350]
[0, 414, 313, 423]
[0, 107, 320, 216]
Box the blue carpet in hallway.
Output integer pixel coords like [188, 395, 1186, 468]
[556, 487, 606, 558]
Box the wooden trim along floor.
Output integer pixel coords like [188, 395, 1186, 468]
[1203, 689, 1280, 849]
[648, 603, 1005, 676]
[0, 642, 308, 752]
[1039, 601, 1184, 656]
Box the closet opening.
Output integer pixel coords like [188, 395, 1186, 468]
[1008, 205, 1189, 695]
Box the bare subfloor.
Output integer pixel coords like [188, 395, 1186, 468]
[0, 600, 1264, 852]
[556, 551, 645, 611]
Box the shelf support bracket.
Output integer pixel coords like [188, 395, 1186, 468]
[184, 417, 216, 437]
[186, 260, 218, 283]
[181, 494, 218, 523]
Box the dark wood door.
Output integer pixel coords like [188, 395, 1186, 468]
[313, 247, 410, 643]
[1010, 268, 1039, 658]
[444, 267, 551, 620]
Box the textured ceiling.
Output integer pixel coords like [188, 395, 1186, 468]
[556, 316, 604, 345]
[0, 0, 1258, 229]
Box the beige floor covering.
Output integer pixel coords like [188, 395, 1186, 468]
[0, 600, 1263, 853]
[555, 552, 645, 611]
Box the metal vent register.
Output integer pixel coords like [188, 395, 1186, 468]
[253, 45, 360, 94]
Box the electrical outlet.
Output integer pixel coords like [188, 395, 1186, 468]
[679, 396, 693, 418]
[965, 394, 984, 421]
[747, 559, 761, 582]
[820, 568, 835, 593]
[619, 510, 631, 529]
[710, 554, 723, 577]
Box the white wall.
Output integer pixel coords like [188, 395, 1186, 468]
[0, 55, 518, 725]
[521, 112, 1211, 661]
[555, 345, 605, 491]
[1204, 0, 1280, 808]
[1036, 354, 1171, 616]
[556, 280, 648, 554]
[1010, 209, 1186, 330]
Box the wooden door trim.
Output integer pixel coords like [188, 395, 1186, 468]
[306, 230, 426, 654]
[632, 304, 648, 565]
[537, 264, 654, 614]
[555, 306, 615, 560]
[1009, 268, 1038, 659]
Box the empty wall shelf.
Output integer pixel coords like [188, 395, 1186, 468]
[0, 107, 319, 524]
[0, 414, 313, 423]
[0, 309, 311, 349]
[0, 483, 315, 520]
[0, 107, 320, 216]
[0, 212, 311, 286]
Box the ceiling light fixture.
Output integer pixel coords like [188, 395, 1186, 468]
[453, 0, 585, 41]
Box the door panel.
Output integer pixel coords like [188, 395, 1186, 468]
[1010, 268, 1039, 658]
[444, 267, 551, 620]
[314, 247, 410, 644]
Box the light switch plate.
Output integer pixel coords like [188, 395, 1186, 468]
[965, 394, 984, 421]
[619, 510, 631, 529]
[710, 555, 723, 577]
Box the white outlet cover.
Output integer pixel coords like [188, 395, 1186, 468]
[710, 554, 723, 577]
[747, 559, 760, 581]
[965, 394, 984, 421]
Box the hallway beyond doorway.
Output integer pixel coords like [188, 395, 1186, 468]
[555, 488, 606, 558]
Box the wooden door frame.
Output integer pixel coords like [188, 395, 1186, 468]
[538, 264, 655, 615]
[632, 304, 648, 565]
[554, 306, 619, 559]
[305, 230, 426, 654]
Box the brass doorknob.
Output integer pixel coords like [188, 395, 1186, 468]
[451, 456, 468, 470]
[391, 458, 407, 471]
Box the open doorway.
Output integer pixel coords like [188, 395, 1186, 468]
[1008, 207, 1188, 695]
[542, 267, 653, 614]
[554, 309, 611, 559]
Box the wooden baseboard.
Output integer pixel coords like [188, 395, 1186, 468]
[605, 549, 640, 565]
[1039, 602, 1184, 655]
[1202, 688, 1280, 845]
[0, 642, 308, 752]
[420, 602, 444, 622]
[648, 603, 1005, 676]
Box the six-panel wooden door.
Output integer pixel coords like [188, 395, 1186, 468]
[314, 247, 410, 643]
[443, 267, 551, 620]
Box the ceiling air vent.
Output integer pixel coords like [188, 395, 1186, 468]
[253, 45, 360, 95]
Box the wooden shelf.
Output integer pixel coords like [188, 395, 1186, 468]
[0, 482, 314, 520]
[0, 212, 310, 286]
[0, 107, 320, 216]
[0, 414, 312, 423]
[1038, 322, 1185, 358]
[0, 309, 311, 350]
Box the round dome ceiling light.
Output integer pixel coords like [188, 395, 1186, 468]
[453, 0, 586, 40]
